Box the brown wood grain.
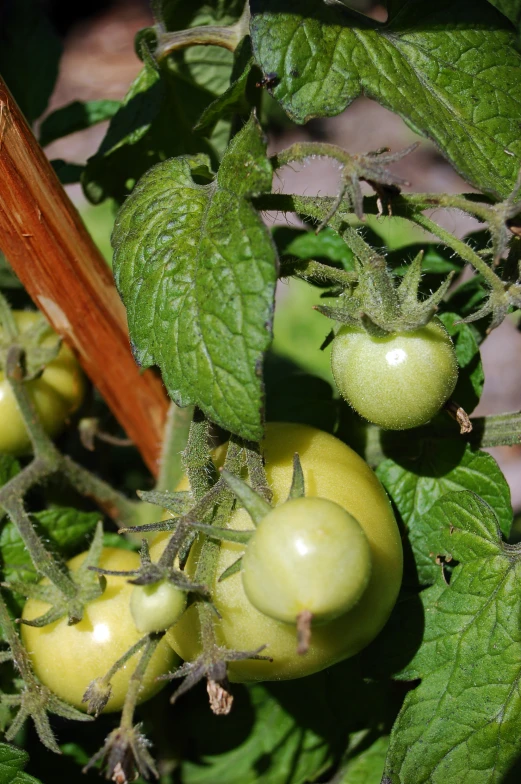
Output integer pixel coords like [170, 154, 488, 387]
[0, 78, 170, 476]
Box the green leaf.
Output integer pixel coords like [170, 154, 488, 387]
[49, 161, 85, 186]
[195, 38, 255, 132]
[0, 507, 100, 586]
[250, 0, 521, 198]
[0, 455, 19, 489]
[39, 100, 121, 148]
[384, 491, 521, 783]
[274, 226, 356, 271]
[0, 743, 41, 784]
[82, 45, 230, 205]
[438, 311, 484, 413]
[0, 0, 61, 124]
[31, 508, 100, 552]
[377, 444, 512, 583]
[112, 115, 277, 439]
[339, 734, 389, 783]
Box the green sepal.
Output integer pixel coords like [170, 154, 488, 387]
[220, 470, 272, 525]
[218, 557, 243, 582]
[287, 453, 305, 500]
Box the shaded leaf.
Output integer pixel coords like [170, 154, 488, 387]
[487, 0, 521, 32]
[179, 660, 396, 784]
[438, 311, 485, 413]
[82, 43, 230, 205]
[39, 100, 121, 147]
[195, 38, 255, 132]
[339, 733, 389, 783]
[0, 0, 61, 124]
[0, 743, 41, 784]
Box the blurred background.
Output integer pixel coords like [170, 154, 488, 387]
[26, 0, 521, 510]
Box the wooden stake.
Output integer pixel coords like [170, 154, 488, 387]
[0, 78, 169, 475]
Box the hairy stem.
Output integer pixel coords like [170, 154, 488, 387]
[157, 403, 194, 493]
[254, 192, 504, 291]
[0, 588, 35, 683]
[182, 411, 214, 503]
[279, 258, 357, 286]
[120, 635, 161, 730]
[406, 212, 504, 293]
[6, 345, 59, 459]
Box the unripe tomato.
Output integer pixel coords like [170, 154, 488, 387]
[130, 580, 187, 634]
[241, 497, 371, 624]
[0, 311, 85, 455]
[331, 318, 458, 430]
[21, 548, 175, 712]
[151, 422, 403, 682]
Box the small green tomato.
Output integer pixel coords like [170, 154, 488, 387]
[241, 497, 371, 625]
[331, 317, 458, 430]
[130, 580, 187, 634]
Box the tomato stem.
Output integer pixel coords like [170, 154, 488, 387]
[182, 411, 215, 502]
[154, 1, 250, 59]
[121, 635, 161, 728]
[157, 403, 194, 493]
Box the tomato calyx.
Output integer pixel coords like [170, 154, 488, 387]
[0, 297, 62, 381]
[89, 537, 208, 597]
[316, 246, 455, 335]
[161, 641, 271, 714]
[13, 523, 106, 627]
[84, 723, 158, 782]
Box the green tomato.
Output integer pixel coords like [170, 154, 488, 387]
[331, 318, 458, 430]
[21, 548, 175, 712]
[151, 422, 403, 682]
[0, 311, 85, 455]
[242, 497, 371, 625]
[130, 580, 187, 634]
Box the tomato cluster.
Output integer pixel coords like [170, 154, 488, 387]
[21, 423, 403, 710]
[22, 549, 175, 712]
[152, 422, 403, 682]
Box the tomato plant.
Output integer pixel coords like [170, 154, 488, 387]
[0, 1, 520, 783]
[21, 548, 175, 712]
[331, 317, 458, 429]
[0, 312, 85, 455]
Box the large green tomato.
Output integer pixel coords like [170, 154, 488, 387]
[21, 548, 175, 712]
[0, 311, 85, 455]
[151, 422, 403, 682]
[331, 318, 458, 430]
